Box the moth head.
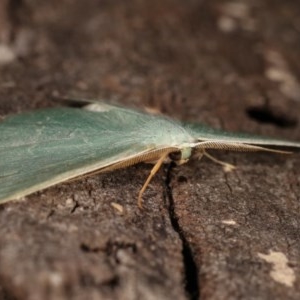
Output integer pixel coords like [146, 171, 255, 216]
[169, 146, 193, 165]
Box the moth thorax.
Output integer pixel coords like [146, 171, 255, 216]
[169, 147, 192, 165]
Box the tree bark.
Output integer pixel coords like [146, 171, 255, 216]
[0, 0, 300, 299]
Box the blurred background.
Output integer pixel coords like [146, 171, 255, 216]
[1, 0, 300, 134]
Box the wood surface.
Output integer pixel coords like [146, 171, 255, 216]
[0, 0, 299, 299]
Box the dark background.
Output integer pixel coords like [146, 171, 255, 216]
[0, 0, 300, 299]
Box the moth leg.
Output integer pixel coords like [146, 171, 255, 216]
[203, 151, 236, 172]
[194, 149, 204, 160]
[138, 151, 170, 209]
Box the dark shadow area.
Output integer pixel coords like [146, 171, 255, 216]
[246, 106, 297, 128]
[0, 286, 18, 300]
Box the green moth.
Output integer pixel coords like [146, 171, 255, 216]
[0, 101, 299, 208]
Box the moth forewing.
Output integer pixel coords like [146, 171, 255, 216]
[184, 122, 300, 149]
[0, 102, 299, 207]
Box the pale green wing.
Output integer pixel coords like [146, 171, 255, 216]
[182, 122, 300, 149]
[2, 103, 299, 204]
[0, 106, 168, 204]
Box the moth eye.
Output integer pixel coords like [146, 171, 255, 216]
[169, 151, 182, 162]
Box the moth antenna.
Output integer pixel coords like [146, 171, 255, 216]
[138, 151, 170, 209]
[203, 151, 236, 172]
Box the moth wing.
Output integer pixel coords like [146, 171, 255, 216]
[182, 122, 300, 150]
[0, 107, 164, 204]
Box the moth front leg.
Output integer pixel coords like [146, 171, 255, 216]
[138, 151, 172, 209]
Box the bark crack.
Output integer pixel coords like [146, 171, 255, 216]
[164, 163, 200, 300]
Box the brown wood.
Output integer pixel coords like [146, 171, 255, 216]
[0, 0, 300, 299]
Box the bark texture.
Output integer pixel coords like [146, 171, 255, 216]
[0, 0, 300, 299]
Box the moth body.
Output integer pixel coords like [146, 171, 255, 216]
[137, 117, 195, 148]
